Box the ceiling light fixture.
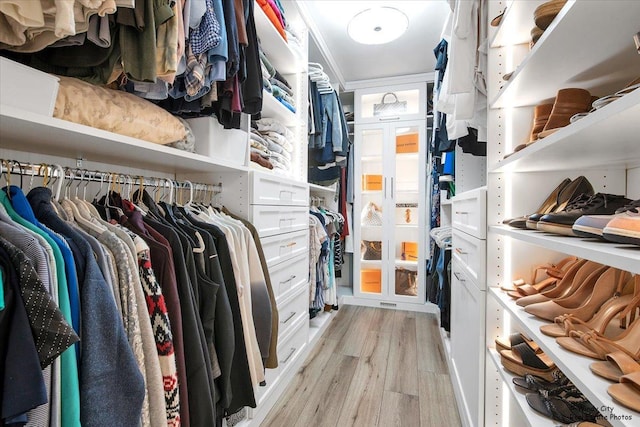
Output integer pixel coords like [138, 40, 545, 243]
[347, 7, 409, 45]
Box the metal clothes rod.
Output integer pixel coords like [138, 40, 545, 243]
[0, 158, 223, 204]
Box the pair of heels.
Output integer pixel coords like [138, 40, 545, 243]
[522, 262, 630, 323]
[502, 256, 580, 299]
[503, 176, 594, 230]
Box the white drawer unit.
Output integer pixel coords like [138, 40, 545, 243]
[452, 229, 487, 290]
[276, 315, 309, 375]
[261, 228, 309, 267]
[452, 187, 487, 240]
[254, 306, 309, 405]
[450, 264, 485, 427]
[270, 252, 309, 300]
[276, 283, 309, 338]
[251, 171, 309, 206]
[251, 205, 308, 238]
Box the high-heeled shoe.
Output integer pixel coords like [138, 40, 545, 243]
[523, 263, 608, 319]
[539, 274, 637, 337]
[507, 256, 580, 298]
[591, 351, 640, 382]
[526, 176, 594, 230]
[504, 178, 571, 229]
[608, 371, 640, 412]
[516, 259, 592, 307]
[558, 313, 640, 361]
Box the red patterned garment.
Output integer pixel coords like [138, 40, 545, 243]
[132, 232, 181, 427]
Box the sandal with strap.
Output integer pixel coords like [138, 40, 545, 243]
[495, 332, 541, 353]
[500, 342, 557, 382]
[512, 371, 571, 392]
[540, 274, 637, 338]
[516, 259, 597, 307]
[504, 256, 579, 295]
[591, 351, 640, 382]
[526, 384, 600, 424]
[558, 314, 640, 361]
[608, 371, 640, 412]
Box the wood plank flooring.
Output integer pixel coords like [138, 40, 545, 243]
[262, 305, 461, 427]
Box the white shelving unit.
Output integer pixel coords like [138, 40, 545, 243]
[492, 89, 640, 172]
[487, 349, 550, 427]
[492, 226, 640, 275]
[485, 0, 640, 425]
[0, 105, 248, 175]
[489, 0, 640, 109]
[489, 0, 544, 48]
[491, 289, 637, 427]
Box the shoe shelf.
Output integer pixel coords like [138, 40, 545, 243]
[491, 225, 640, 275]
[487, 348, 553, 427]
[489, 0, 545, 49]
[0, 105, 249, 175]
[490, 0, 640, 109]
[490, 288, 638, 427]
[490, 88, 640, 173]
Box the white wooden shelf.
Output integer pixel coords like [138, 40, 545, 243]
[253, 2, 302, 75]
[490, 0, 640, 109]
[0, 105, 248, 174]
[491, 225, 640, 275]
[491, 89, 640, 172]
[489, 0, 546, 48]
[487, 348, 553, 427]
[395, 260, 418, 268]
[261, 90, 298, 126]
[308, 182, 337, 195]
[490, 288, 637, 427]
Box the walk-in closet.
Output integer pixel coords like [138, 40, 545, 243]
[1, 1, 639, 426]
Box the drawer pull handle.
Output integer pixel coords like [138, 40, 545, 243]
[279, 218, 296, 225]
[280, 275, 296, 284]
[280, 242, 297, 249]
[281, 347, 297, 364]
[455, 248, 467, 255]
[379, 116, 400, 121]
[279, 190, 294, 198]
[453, 272, 466, 282]
[281, 311, 296, 324]
[455, 211, 469, 215]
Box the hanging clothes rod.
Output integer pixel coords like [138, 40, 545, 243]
[0, 158, 223, 204]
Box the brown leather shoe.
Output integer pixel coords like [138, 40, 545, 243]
[538, 88, 592, 138]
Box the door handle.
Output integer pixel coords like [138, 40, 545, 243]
[391, 177, 394, 199]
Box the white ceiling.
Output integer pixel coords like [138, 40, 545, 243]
[296, 0, 451, 88]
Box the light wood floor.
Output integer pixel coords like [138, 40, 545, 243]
[262, 305, 461, 427]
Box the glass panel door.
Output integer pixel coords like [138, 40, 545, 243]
[359, 127, 384, 295]
[391, 123, 422, 298]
